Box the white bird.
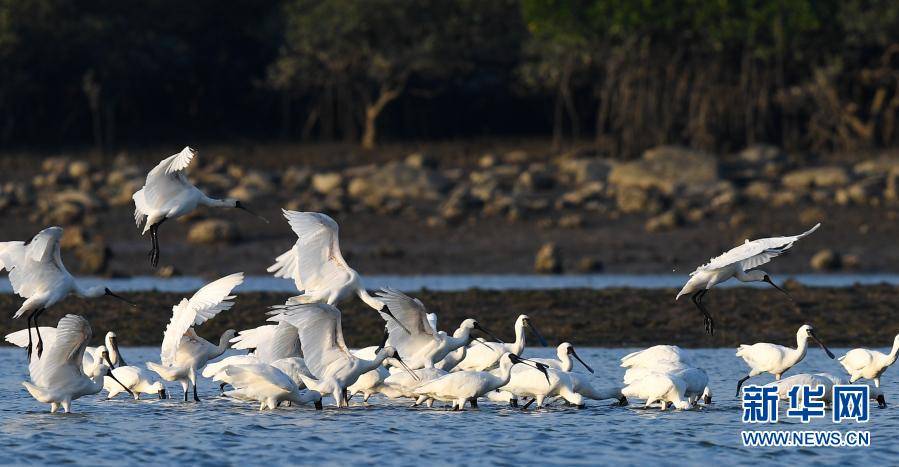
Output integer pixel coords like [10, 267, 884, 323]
[267, 211, 386, 311]
[212, 363, 322, 410]
[268, 302, 416, 407]
[375, 288, 489, 369]
[566, 372, 628, 405]
[104, 366, 167, 400]
[676, 223, 820, 334]
[133, 146, 268, 267]
[0, 226, 134, 356]
[202, 322, 301, 392]
[532, 342, 594, 373]
[765, 373, 887, 408]
[412, 353, 548, 410]
[455, 314, 546, 372]
[146, 273, 244, 402]
[624, 362, 711, 405]
[735, 324, 835, 396]
[838, 334, 899, 387]
[22, 314, 131, 413]
[86, 331, 127, 368]
[498, 365, 583, 409]
[620, 345, 692, 369]
[6, 328, 133, 399]
[383, 367, 448, 403]
[621, 371, 692, 410]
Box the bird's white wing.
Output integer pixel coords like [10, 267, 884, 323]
[282, 210, 353, 293]
[266, 245, 302, 291]
[231, 322, 300, 363]
[222, 364, 295, 392]
[108, 365, 143, 388]
[160, 272, 244, 365]
[1, 228, 69, 304]
[201, 354, 258, 378]
[4, 327, 58, 348]
[695, 223, 820, 273]
[426, 313, 438, 333]
[268, 303, 353, 379]
[375, 288, 438, 353]
[141, 147, 197, 209]
[31, 314, 91, 386]
[26, 227, 64, 263]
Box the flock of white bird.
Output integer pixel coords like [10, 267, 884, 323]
[1, 146, 897, 414]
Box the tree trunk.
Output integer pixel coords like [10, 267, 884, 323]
[361, 84, 401, 150]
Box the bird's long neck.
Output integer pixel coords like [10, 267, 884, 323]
[794, 335, 809, 360]
[446, 327, 472, 351]
[887, 338, 899, 364]
[559, 353, 573, 372]
[734, 270, 760, 283]
[490, 360, 515, 390]
[363, 352, 389, 373]
[511, 322, 526, 354]
[200, 194, 230, 208]
[211, 333, 232, 358]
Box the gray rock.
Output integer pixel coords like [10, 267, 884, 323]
[187, 219, 240, 244]
[534, 242, 562, 274]
[312, 172, 344, 194]
[782, 167, 849, 190]
[609, 146, 717, 194]
[810, 249, 842, 271]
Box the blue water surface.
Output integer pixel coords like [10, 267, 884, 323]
[0, 346, 895, 466]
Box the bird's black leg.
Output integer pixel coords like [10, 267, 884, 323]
[219, 383, 227, 395]
[691, 290, 714, 335]
[735, 375, 751, 397]
[469, 398, 478, 409]
[193, 381, 200, 402]
[148, 219, 166, 268]
[183, 387, 189, 402]
[509, 398, 519, 408]
[33, 308, 46, 358]
[25, 312, 34, 358]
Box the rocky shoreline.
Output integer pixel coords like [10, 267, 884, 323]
[1, 142, 898, 276]
[1, 285, 895, 348]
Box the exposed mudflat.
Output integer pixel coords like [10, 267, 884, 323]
[2, 285, 895, 348]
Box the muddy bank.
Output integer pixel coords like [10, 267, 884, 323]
[1, 142, 899, 277]
[1, 285, 896, 348]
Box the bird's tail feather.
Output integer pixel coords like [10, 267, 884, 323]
[146, 362, 180, 381]
[22, 381, 52, 403]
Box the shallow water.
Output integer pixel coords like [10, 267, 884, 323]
[3, 273, 899, 294]
[1, 347, 896, 465]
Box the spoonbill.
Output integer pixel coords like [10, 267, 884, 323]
[202, 322, 301, 393]
[624, 362, 711, 405]
[146, 273, 244, 402]
[621, 371, 692, 410]
[566, 373, 628, 406]
[268, 302, 417, 407]
[765, 373, 886, 408]
[499, 365, 585, 409]
[86, 331, 127, 368]
[375, 288, 497, 369]
[104, 366, 167, 400]
[413, 353, 549, 410]
[533, 343, 594, 373]
[676, 223, 820, 334]
[212, 363, 322, 410]
[0, 226, 135, 356]
[266, 210, 407, 331]
[133, 146, 269, 267]
[735, 324, 835, 396]
[22, 314, 132, 413]
[455, 314, 547, 372]
[838, 334, 899, 387]
[620, 345, 692, 369]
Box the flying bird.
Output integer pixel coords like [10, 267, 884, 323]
[0, 226, 135, 357]
[133, 146, 268, 267]
[676, 223, 820, 334]
[267, 210, 408, 331]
